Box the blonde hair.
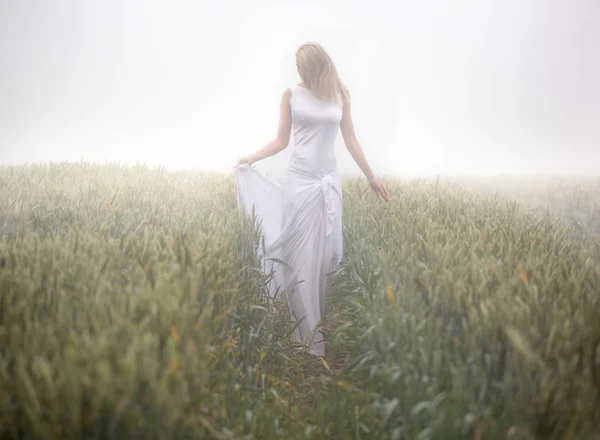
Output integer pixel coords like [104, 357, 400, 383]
[296, 42, 345, 104]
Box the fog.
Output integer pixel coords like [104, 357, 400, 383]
[1, 0, 599, 178]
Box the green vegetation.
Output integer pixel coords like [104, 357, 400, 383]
[1, 163, 599, 439]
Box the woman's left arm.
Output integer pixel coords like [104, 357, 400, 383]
[234, 88, 292, 167]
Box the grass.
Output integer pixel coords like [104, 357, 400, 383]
[0, 162, 599, 439]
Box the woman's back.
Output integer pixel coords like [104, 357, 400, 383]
[288, 85, 343, 178]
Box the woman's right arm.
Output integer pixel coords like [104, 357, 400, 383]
[234, 88, 292, 167]
[340, 87, 390, 202]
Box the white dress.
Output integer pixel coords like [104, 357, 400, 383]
[234, 85, 344, 356]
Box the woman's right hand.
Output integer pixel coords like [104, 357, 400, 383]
[368, 176, 390, 202]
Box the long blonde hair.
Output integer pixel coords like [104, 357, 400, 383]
[296, 43, 345, 104]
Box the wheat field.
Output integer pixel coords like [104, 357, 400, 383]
[1, 162, 599, 440]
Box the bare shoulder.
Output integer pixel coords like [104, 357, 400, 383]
[341, 85, 351, 104]
[340, 85, 351, 111]
[279, 87, 292, 107]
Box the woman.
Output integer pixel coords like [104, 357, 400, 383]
[233, 42, 389, 357]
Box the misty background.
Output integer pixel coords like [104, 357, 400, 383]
[1, 0, 599, 178]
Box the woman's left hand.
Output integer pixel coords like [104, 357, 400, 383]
[232, 156, 253, 169]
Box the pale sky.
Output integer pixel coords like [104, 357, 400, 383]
[1, 0, 599, 177]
